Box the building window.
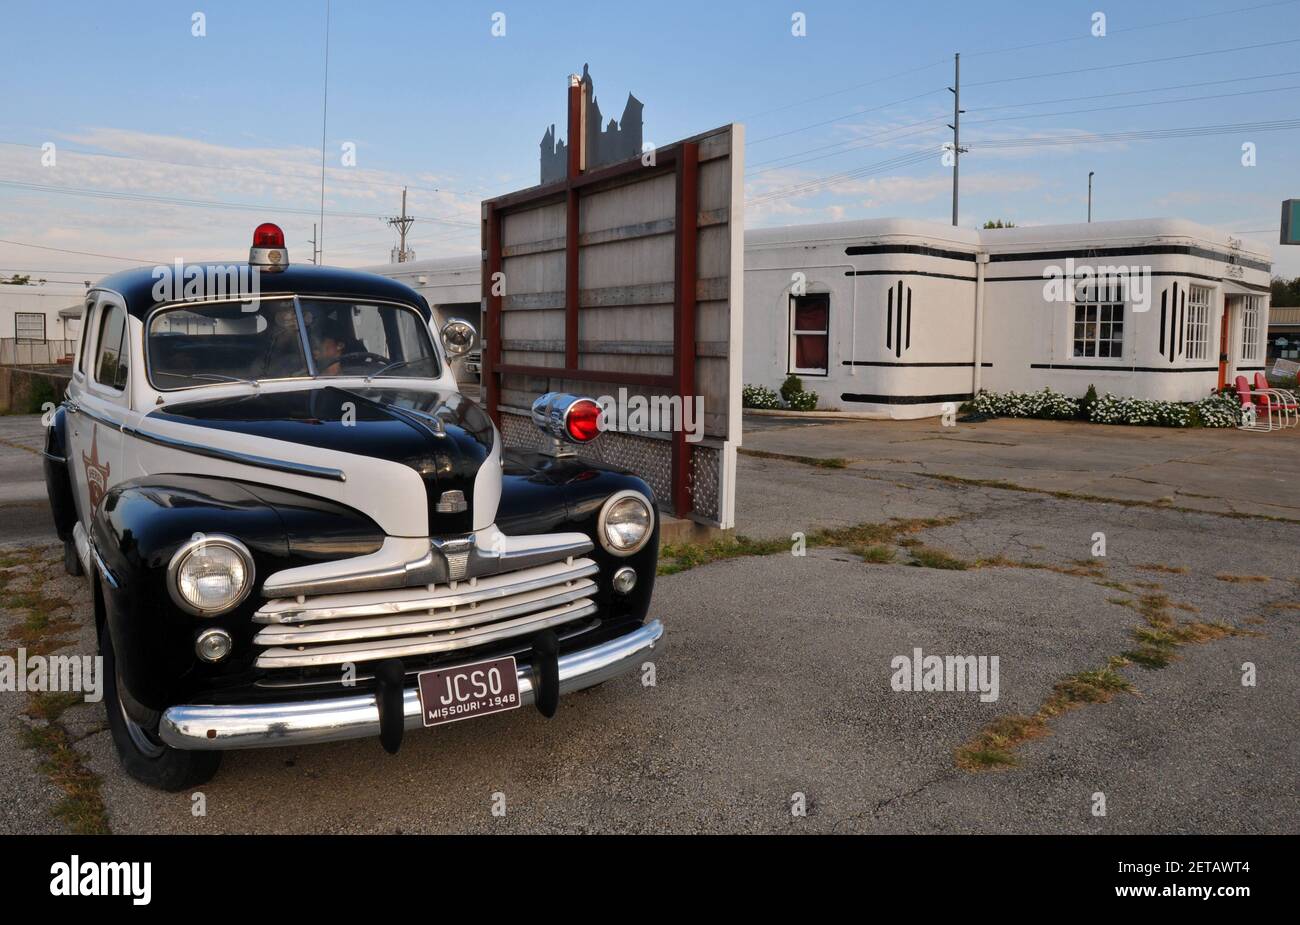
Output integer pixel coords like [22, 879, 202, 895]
[1071, 278, 1124, 358]
[1185, 285, 1212, 361]
[14, 312, 45, 344]
[789, 294, 829, 375]
[1241, 296, 1261, 361]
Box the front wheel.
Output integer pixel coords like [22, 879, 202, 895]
[100, 621, 221, 791]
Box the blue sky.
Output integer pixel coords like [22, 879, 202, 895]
[3, 0, 1300, 295]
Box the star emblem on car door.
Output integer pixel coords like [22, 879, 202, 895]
[81, 425, 111, 511]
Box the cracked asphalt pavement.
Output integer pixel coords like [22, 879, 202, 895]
[1, 412, 1296, 833]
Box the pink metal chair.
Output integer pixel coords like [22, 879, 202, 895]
[1254, 373, 1297, 428]
[1235, 375, 1287, 431]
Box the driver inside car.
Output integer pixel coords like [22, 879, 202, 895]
[314, 333, 347, 376]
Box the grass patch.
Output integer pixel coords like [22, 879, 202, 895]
[856, 544, 895, 564]
[738, 447, 852, 469]
[955, 715, 1047, 770]
[958, 592, 1247, 772]
[21, 722, 109, 835]
[909, 546, 969, 570]
[920, 473, 1300, 525]
[26, 691, 83, 723]
[4, 543, 109, 834]
[657, 516, 964, 575]
[1214, 574, 1270, 584]
[1136, 563, 1187, 574]
[976, 555, 1106, 579]
[657, 535, 788, 576]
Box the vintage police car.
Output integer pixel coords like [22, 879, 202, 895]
[43, 224, 662, 790]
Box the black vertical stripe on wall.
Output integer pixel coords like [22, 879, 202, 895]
[886, 285, 893, 350]
[1159, 291, 1167, 358]
[905, 286, 912, 350]
[1169, 282, 1179, 362]
[895, 280, 904, 358]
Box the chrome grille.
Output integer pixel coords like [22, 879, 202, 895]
[253, 557, 600, 670]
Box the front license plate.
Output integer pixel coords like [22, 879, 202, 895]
[416, 655, 521, 728]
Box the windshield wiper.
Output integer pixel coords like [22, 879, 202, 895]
[192, 373, 260, 388]
[364, 356, 434, 383]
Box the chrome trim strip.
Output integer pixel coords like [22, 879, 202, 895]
[261, 534, 595, 599]
[253, 579, 597, 645]
[255, 559, 600, 624]
[254, 598, 598, 668]
[66, 401, 124, 432]
[123, 424, 347, 481]
[89, 540, 118, 590]
[159, 621, 663, 750]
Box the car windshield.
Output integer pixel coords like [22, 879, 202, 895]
[148, 298, 439, 389]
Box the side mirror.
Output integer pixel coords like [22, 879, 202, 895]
[440, 319, 477, 357]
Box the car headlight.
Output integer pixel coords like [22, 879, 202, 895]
[167, 536, 254, 616]
[598, 490, 654, 556]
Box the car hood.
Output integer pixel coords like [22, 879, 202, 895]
[147, 386, 495, 535]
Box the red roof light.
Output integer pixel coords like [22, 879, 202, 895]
[252, 223, 285, 249]
[565, 399, 602, 442]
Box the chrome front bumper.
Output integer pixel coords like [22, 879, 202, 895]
[158, 620, 663, 750]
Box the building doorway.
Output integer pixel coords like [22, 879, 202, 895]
[1217, 297, 1234, 391]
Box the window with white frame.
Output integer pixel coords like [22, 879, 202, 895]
[1240, 295, 1261, 361]
[1184, 285, 1212, 360]
[788, 293, 829, 375]
[1071, 277, 1125, 358]
[14, 312, 45, 344]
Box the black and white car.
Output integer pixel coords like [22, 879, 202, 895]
[43, 224, 663, 790]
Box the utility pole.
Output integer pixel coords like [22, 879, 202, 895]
[308, 223, 319, 264]
[1087, 172, 1095, 223]
[947, 52, 967, 227]
[387, 187, 415, 263]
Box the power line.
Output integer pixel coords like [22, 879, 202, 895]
[739, 0, 1299, 123]
[967, 118, 1300, 149]
[0, 238, 167, 263]
[746, 150, 936, 206]
[746, 73, 1300, 179]
[0, 178, 479, 225]
[745, 119, 1300, 207]
[963, 0, 1300, 59]
[964, 83, 1300, 126]
[747, 119, 947, 175]
[970, 70, 1300, 112]
[318, 0, 331, 261]
[747, 88, 949, 145]
[968, 37, 1300, 88]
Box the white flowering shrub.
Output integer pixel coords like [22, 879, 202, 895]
[787, 389, 819, 411]
[972, 388, 1078, 420]
[742, 384, 781, 410]
[1190, 393, 1241, 428]
[975, 387, 1240, 428]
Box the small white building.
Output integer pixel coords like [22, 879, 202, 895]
[745, 217, 1272, 418]
[368, 217, 1273, 419]
[0, 287, 84, 364]
[360, 255, 480, 330]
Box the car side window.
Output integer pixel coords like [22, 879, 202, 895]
[76, 303, 96, 377]
[93, 304, 129, 391]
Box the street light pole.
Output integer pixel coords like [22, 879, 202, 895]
[1088, 171, 1094, 223]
